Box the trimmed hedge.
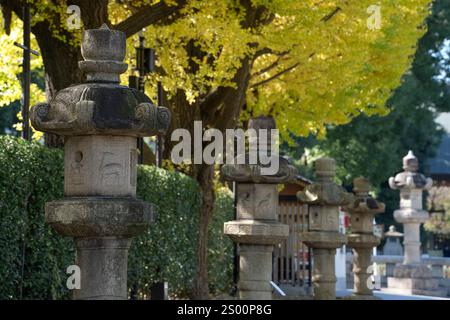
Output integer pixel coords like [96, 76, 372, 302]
[130, 170, 235, 298]
[0, 135, 234, 299]
[0, 136, 73, 299]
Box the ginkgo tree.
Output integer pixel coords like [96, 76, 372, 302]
[0, 0, 431, 298]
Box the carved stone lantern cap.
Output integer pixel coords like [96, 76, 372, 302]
[30, 25, 171, 138]
[344, 177, 385, 214]
[79, 23, 127, 83]
[297, 157, 353, 205]
[221, 116, 297, 184]
[384, 225, 403, 238]
[314, 157, 336, 179]
[353, 177, 371, 194]
[388, 150, 432, 190]
[403, 150, 418, 172]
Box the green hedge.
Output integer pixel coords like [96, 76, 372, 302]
[130, 167, 234, 298]
[0, 135, 73, 299]
[0, 135, 234, 299]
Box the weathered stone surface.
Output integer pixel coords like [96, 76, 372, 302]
[343, 177, 384, 299]
[298, 231, 346, 249]
[64, 136, 137, 197]
[80, 24, 127, 81]
[311, 248, 338, 300]
[221, 115, 297, 184]
[236, 184, 278, 220]
[223, 116, 297, 300]
[383, 285, 447, 297]
[383, 225, 404, 256]
[29, 25, 169, 300]
[45, 197, 154, 237]
[298, 183, 353, 206]
[298, 158, 353, 206]
[30, 86, 170, 137]
[392, 264, 433, 279]
[308, 205, 341, 232]
[386, 151, 445, 296]
[347, 234, 380, 248]
[238, 245, 273, 300]
[30, 24, 171, 138]
[393, 208, 429, 224]
[79, 24, 127, 84]
[222, 156, 297, 184]
[224, 220, 289, 245]
[296, 157, 351, 300]
[389, 151, 432, 265]
[388, 151, 433, 190]
[74, 237, 130, 300]
[387, 277, 440, 294]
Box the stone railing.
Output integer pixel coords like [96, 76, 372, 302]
[346, 254, 450, 275]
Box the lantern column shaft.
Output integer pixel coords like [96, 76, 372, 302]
[312, 248, 337, 300]
[238, 245, 273, 300]
[352, 248, 373, 296]
[74, 238, 131, 300]
[403, 223, 421, 265]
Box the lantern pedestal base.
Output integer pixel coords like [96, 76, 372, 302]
[386, 264, 446, 297]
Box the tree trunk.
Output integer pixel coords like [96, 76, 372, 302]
[191, 164, 215, 299]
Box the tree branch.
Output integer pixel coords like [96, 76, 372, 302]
[250, 62, 300, 88]
[321, 6, 341, 22]
[251, 57, 284, 78]
[114, 0, 187, 38]
[0, 0, 12, 34]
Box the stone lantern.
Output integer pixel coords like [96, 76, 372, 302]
[387, 151, 443, 296]
[383, 225, 404, 256]
[222, 116, 297, 300]
[389, 151, 432, 265]
[30, 25, 170, 299]
[297, 157, 353, 300]
[344, 177, 384, 299]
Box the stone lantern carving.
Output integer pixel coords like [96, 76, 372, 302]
[297, 157, 353, 300]
[30, 25, 170, 299]
[344, 177, 384, 300]
[387, 151, 443, 296]
[222, 116, 297, 300]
